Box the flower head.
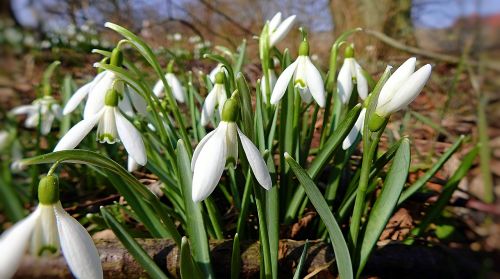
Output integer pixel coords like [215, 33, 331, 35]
[10, 96, 62, 135]
[270, 40, 325, 107]
[0, 175, 102, 279]
[153, 72, 186, 103]
[267, 12, 296, 47]
[201, 71, 228, 126]
[337, 46, 368, 104]
[55, 89, 147, 168]
[375, 57, 432, 118]
[192, 97, 272, 202]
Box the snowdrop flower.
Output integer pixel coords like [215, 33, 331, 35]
[342, 108, 366, 150]
[201, 71, 228, 126]
[337, 45, 368, 104]
[0, 175, 102, 279]
[374, 57, 432, 119]
[153, 73, 186, 103]
[54, 88, 147, 168]
[208, 63, 228, 83]
[266, 12, 296, 47]
[270, 40, 325, 107]
[192, 97, 272, 202]
[10, 96, 62, 135]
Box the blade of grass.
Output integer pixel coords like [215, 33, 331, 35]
[231, 233, 241, 279]
[292, 240, 310, 279]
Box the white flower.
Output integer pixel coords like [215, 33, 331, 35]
[342, 108, 366, 150]
[267, 12, 296, 47]
[54, 92, 147, 168]
[191, 121, 272, 202]
[10, 96, 62, 135]
[337, 57, 368, 104]
[260, 69, 277, 104]
[270, 42, 325, 107]
[201, 72, 227, 126]
[152, 73, 186, 103]
[375, 57, 432, 117]
[0, 176, 102, 279]
[208, 64, 228, 83]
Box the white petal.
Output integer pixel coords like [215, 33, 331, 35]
[337, 60, 353, 104]
[191, 129, 218, 171]
[84, 72, 115, 119]
[63, 82, 92, 115]
[152, 79, 164, 97]
[115, 110, 147, 166]
[54, 109, 103, 151]
[380, 64, 432, 116]
[342, 108, 366, 150]
[378, 57, 416, 108]
[0, 207, 40, 279]
[268, 12, 282, 31]
[355, 62, 369, 100]
[24, 113, 39, 128]
[128, 157, 139, 172]
[217, 88, 228, 116]
[192, 123, 228, 202]
[237, 127, 272, 189]
[269, 15, 296, 46]
[270, 60, 298, 105]
[10, 105, 36, 115]
[166, 73, 186, 103]
[201, 86, 220, 126]
[40, 113, 55, 135]
[54, 203, 103, 279]
[128, 87, 148, 115]
[305, 57, 325, 107]
[118, 93, 134, 118]
[226, 123, 238, 168]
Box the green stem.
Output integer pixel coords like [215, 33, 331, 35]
[253, 185, 272, 279]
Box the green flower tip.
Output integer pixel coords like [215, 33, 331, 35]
[298, 40, 309, 56]
[221, 98, 239, 122]
[345, 45, 355, 58]
[110, 47, 123, 67]
[38, 175, 59, 205]
[167, 60, 175, 73]
[105, 89, 119, 106]
[215, 71, 225, 84]
[368, 113, 387, 132]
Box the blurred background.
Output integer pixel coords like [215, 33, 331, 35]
[0, 0, 499, 262]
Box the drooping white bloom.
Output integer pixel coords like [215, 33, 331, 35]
[375, 57, 432, 118]
[342, 108, 366, 150]
[208, 64, 228, 83]
[260, 69, 277, 104]
[54, 90, 147, 168]
[270, 41, 325, 107]
[10, 96, 62, 135]
[0, 176, 102, 279]
[63, 71, 107, 116]
[337, 56, 368, 103]
[267, 12, 296, 47]
[191, 121, 272, 202]
[201, 72, 228, 126]
[152, 73, 186, 103]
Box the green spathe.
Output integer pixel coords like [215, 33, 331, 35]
[38, 175, 59, 205]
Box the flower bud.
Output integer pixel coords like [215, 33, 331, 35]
[215, 71, 225, 84]
[345, 45, 355, 58]
[110, 48, 123, 67]
[104, 89, 119, 106]
[298, 40, 309, 56]
[38, 175, 59, 205]
[221, 97, 239, 122]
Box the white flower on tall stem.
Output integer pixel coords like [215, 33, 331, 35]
[270, 40, 325, 107]
[337, 45, 368, 104]
[266, 12, 296, 47]
[201, 71, 228, 126]
[10, 96, 62, 135]
[342, 58, 432, 149]
[152, 62, 186, 103]
[54, 88, 147, 168]
[0, 175, 102, 279]
[192, 97, 272, 202]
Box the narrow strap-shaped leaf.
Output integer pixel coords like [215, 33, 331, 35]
[357, 138, 411, 276]
[285, 154, 353, 279]
[180, 237, 203, 279]
[101, 207, 169, 279]
[176, 140, 214, 278]
[398, 135, 465, 204]
[292, 240, 310, 279]
[231, 233, 241, 279]
[233, 39, 247, 74]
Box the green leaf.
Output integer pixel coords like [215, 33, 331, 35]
[231, 233, 241, 279]
[101, 207, 169, 279]
[233, 39, 247, 74]
[180, 237, 203, 279]
[398, 135, 465, 204]
[357, 138, 411, 276]
[285, 154, 353, 279]
[292, 240, 310, 279]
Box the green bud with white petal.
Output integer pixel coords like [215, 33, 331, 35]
[345, 45, 355, 58]
[298, 40, 309, 56]
[38, 175, 59, 205]
[215, 71, 225, 84]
